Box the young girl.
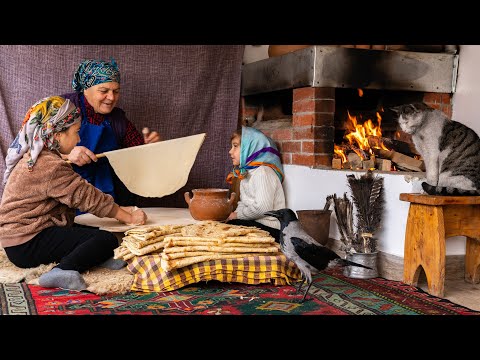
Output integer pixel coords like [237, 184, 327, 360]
[0, 96, 147, 291]
[226, 126, 285, 242]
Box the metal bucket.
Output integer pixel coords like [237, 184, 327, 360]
[296, 209, 332, 245]
[343, 252, 378, 279]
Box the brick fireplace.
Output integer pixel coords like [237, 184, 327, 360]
[240, 46, 462, 280]
[240, 46, 458, 171]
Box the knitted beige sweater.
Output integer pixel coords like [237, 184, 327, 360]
[0, 150, 119, 248]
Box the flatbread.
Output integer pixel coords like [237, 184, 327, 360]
[122, 234, 168, 249]
[124, 240, 167, 256]
[164, 235, 275, 244]
[104, 133, 206, 197]
[164, 239, 276, 247]
[125, 224, 184, 235]
[160, 253, 250, 271]
[181, 221, 271, 238]
[163, 245, 279, 254]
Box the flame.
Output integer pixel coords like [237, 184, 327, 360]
[357, 88, 364, 97]
[343, 110, 389, 159]
[334, 144, 348, 163]
[334, 108, 391, 165]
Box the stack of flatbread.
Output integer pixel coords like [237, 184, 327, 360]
[114, 224, 185, 261]
[160, 221, 281, 271]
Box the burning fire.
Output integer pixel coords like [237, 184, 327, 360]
[334, 109, 390, 163]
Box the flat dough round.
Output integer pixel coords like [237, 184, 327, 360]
[104, 133, 205, 198]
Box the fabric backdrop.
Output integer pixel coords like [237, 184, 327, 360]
[0, 45, 244, 207]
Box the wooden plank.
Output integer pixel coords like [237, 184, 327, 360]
[400, 193, 480, 205]
[465, 237, 480, 283]
[332, 158, 342, 169]
[362, 157, 375, 170]
[377, 149, 425, 172]
[403, 203, 446, 297]
[375, 158, 391, 171]
[368, 136, 419, 156]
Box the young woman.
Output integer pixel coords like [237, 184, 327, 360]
[0, 96, 147, 291]
[225, 126, 286, 242]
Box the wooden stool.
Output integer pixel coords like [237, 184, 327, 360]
[400, 193, 480, 297]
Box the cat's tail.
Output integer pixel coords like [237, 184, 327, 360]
[422, 182, 480, 196]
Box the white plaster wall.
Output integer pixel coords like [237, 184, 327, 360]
[283, 165, 467, 257]
[452, 45, 480, 135]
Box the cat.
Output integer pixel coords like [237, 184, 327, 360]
[392, 102, 480, 196]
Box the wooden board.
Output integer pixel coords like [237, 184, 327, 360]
[400, 193, 480, 206]
[74, 207, 198, 233]
[377, 149, 425, 172]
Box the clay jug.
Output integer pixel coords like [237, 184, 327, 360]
[184, 188, 236, 221]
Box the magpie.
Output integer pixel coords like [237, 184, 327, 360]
[265, 208, 372, 302]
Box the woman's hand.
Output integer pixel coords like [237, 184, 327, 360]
[142, 127, 162, 144]
[67, 146, 98, 166]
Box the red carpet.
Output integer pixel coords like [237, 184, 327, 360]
[1, 267, 478, 315]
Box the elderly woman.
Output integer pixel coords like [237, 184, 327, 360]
[61, 58, 161, 204]
[0, 96, 147, 291]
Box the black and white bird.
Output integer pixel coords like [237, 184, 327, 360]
[265, 208, 372, 302]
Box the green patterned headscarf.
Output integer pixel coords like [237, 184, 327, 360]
[72, 58, 121, 92]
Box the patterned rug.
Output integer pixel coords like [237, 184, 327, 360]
[1, 267, 478, 315]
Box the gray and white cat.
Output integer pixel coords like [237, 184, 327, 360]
[392, 102, 480, 195]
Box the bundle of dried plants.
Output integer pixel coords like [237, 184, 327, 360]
[331, 193, 355, 254]
[346, 170, 385, 253]
[323, 194, 334, 211]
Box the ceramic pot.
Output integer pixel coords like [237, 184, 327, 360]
[343, 252, 379, 279]
[296, 209, 332, 245]
[184, 188, 236, 221]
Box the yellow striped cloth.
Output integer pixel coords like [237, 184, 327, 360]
[127, 254, 302, 292]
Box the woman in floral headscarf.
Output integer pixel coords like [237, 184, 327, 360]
[225, 126, 286, 242]
[0, 96, 147, 291]
[61, 58, 161, 206]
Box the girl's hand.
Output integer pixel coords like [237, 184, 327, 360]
[130, 208, 147, 225]
[226, 211, 237, 221]
[113, 206, 147, 225]
[120, 206, 135, 214]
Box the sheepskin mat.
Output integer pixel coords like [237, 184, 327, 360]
[0, 248, 133, 296]
[1, 267, 479, 315]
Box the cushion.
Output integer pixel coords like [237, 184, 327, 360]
[127, 254, 302, 292]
